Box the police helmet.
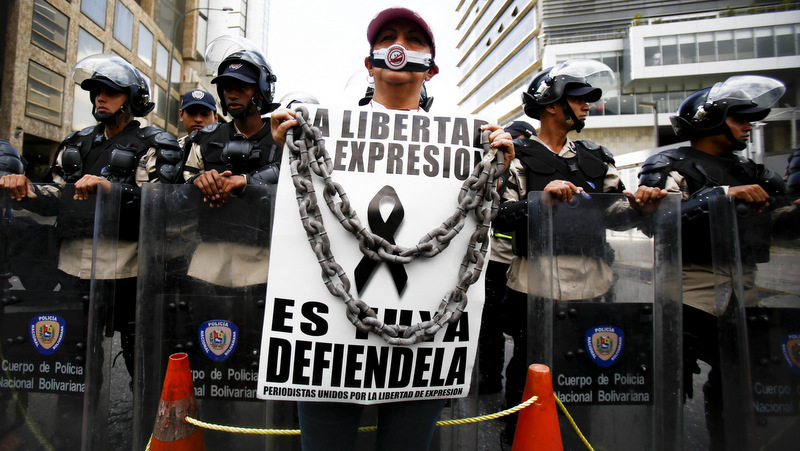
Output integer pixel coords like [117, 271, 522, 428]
[280, 91, 320, 109]
[522, 59, 614, 121]
[71, 54, 155, 118]
[206, 36, 278, 116]
[670, 75, 785, 149]
[0, 139, 25, 177]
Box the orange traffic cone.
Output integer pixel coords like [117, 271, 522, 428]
[151, 353, 206, 450]
[512, 364, 563, 450]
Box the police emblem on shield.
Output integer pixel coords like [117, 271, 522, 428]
[199, 320, 239, 362]
[781, 333, 800, 374]
[586, 325, 624, 367]
[29, 314, 66, 355]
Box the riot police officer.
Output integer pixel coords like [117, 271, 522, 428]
[493, 59, 665, 447]
[178, 89, 218, 147]
[787, 145, 800, 196]
[182, 44, 281, 207]
[638, 75, 787, 450]
[0, 54, 181, 379]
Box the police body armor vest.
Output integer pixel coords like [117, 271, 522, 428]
[512, 139, 622, 259]
[188, 121, 279, 245]
[54, 123, 148, 240]
[641, 146, 783, 265]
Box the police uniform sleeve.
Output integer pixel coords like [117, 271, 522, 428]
[183, 142, 205, 184]
[493, 159, 526, 232]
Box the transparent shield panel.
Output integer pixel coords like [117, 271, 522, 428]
[0, 184, 107, 450]
[83, 183, 128, 451]
[737, 195, 800, 449]
[134, 184, 297, 450]
[526, 192, 682, 450]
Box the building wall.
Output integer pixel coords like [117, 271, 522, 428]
[0, 0, 270, 175]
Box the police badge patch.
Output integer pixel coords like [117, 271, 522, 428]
[586, 325, 624, 367]
[29, 314, 66, 355]
[199, 320, 239, 362]
[781, 333, 800, 374]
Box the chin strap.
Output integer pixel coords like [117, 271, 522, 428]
[92, 103, 132, 128]
[724, 126, 748, 151]
[369, 44, 434, 73]
[560, 99, 585, 133]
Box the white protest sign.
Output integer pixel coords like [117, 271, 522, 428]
[257, 105, 492, 404]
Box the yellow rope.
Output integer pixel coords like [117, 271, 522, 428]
[180, 395, 539, 436]
[555, 396, 594, 451]
[146, 394, 598, 451]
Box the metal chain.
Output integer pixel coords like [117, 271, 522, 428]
[286, 106, 503, 345]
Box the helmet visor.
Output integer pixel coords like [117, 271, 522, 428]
[204, 35, 267, 77]
[707, 75, 786, 109]
[71, 54, 148, 91]
[550, 59, 616, 93]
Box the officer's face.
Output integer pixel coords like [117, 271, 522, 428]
[726, 115, 752, 142]
[180, 106, 217, 133]
[366, 19, 438, 93]
[566, 96, 591, 121]
[94, 86, 128, 115]
[221, 80, 258, 116]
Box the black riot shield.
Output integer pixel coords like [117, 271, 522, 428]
[0, 183, 125, 450]
[526, 192, 682, 450]
[707, 195, 800, 450]
[134, 184, 297, 450]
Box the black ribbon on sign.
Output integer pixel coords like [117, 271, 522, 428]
[354, 185, 408, 295]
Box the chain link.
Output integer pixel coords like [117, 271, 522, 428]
[286, 106, 504, 345]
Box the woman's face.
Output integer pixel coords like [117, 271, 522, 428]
[366, 19, 438, 98]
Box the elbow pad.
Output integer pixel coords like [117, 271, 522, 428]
[681, 186, 725, 223]
[248, 163, 280, 186]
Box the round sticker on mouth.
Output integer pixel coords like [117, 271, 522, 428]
[386, 44, 408, 70]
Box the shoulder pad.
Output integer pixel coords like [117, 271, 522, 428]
[137, 125, 164, 140]
[575, 139, 599, 151]
[575, 140, 615, 164]
[77, 125, 96, 137]
[199, 122, 222, 134]
[152, 130, 180, 149]
[638, 152, 681, 189]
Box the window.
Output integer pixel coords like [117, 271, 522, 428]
[644, 37, 660, 66]
[155, 84, 166, 118]
[77, 27, 103, 62]
[72, 84, 95, 130]
[31, 0, 69, 60]
[26, 60, 64, 125]
[81, 0, 107, 28]
[156, 42, 168, 79]
[716, 31, 734, 60]
[755, 28, 775, 58]
[171, 57, 181, 84]
[113, 1, 134, 49]
[697, 33, 715, 63]
[735, 29, 754, 59]
[776, 25, 795, 57]
[660, 36, 678, 65]
[155, 0, 187, 50]
[138, 24, 154, 65]
[679, 34, 696, 64]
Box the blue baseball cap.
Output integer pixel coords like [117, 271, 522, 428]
[180, 90, 217, 112]
[504, 121, 536, 138]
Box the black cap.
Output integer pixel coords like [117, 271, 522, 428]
[211, 61, 260, 85]
[180, 90, 217, 112]
[504, 121, 536, 138]
[564, 84, 602, 103]
[80, 76, 126, 93]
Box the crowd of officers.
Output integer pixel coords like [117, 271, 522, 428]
[0, 6, 798, 450]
